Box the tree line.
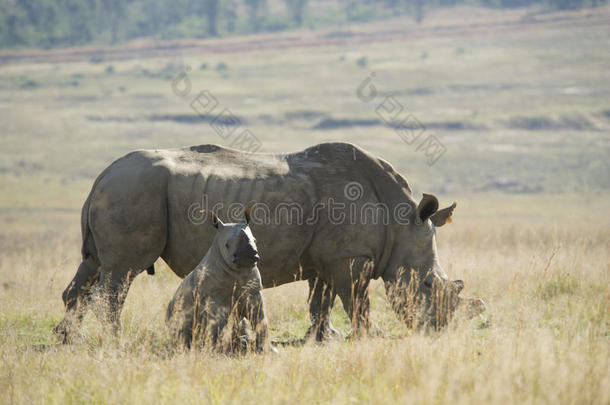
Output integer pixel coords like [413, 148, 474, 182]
[0, 0, 606, 48]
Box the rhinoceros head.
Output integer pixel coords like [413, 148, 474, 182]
[207, 205, 260, 271]
[384, 194, 485, 330]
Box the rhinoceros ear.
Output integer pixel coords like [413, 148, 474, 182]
[431, 202, 457, 227]
[244, 202, 255, 224]
[207, 211, 223, 229]
[416, 193, 439, 223]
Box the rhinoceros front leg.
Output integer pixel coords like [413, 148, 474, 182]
[209, 315, 228, 352]
[328, 257, 374, 338]
[53, 257, 100, 343]
[247, 292, 277, 353]
[232, 291, 276, 353]
[305, 277, 343, 341]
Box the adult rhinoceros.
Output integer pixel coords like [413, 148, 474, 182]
[54, 142, 484, 342]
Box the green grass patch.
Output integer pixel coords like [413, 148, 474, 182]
[0, 313, 61, 346]
[539, 274, 580, 301]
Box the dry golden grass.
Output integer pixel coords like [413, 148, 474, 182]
[0, 199, 608, 404]
[0, 6, 609, 403]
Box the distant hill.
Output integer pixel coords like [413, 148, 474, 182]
[0, 0, 605, 49]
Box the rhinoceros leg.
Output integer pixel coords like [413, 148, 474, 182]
[328, 257, 373, 337]
[305, 277, 343, 341]
[54, 257, 100, 343]
[97, 268, 140, 333]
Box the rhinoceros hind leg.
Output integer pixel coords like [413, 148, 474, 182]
[305, 277, 343, 342]
[96, 268, 139, 334]
[54, 257, 100, 343]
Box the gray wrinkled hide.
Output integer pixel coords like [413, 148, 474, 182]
[55, 142, 484, 342]
[166, 222, 270, 352]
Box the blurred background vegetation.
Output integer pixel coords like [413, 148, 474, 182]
[0, 2, 608, 403]
[0, 0, 607, 48]
[0, 3, 608, 232]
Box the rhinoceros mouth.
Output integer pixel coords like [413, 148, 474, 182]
[232, 252, 260, 269]
[459, 297, 487, 318]
[390, 280, 486, 330]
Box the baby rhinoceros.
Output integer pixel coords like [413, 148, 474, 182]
[166, 208, 274, 353]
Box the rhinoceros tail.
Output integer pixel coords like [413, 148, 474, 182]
[80, 192, 96, 262]
[80, 156, 123, 263]
[80, 162, 114, 263]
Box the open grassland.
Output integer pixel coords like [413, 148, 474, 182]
[0, 7, 609, 232]
[0, 5, 609, 404]
[0, 200, 608, 404]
